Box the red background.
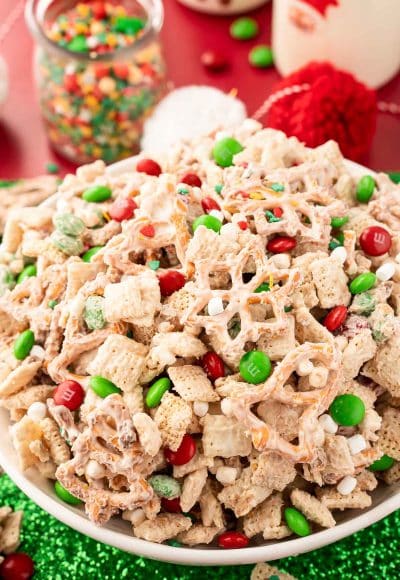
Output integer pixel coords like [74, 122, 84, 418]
[0, 0, 399, 178]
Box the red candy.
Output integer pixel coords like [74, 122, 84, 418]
[158, 270, 186, 297]
[109, 198, 137, 222]
[140, 224, 155, 238]
[53, 380, 85, 411]
[161, 497, 181, 513]
[64, 74, 80, 93]
[323, 305, 348, 332]
[359, 226, 392, 257]
[273, 207, 283, 218]
[217, 531, 249, 549]
[201, 352, 225, 382]
[113, 63, 129, 80]
[91, 2, 107, 20]
[136, 158, 162, 176]
[201, 197, 221, 213]
[0, 553, 34, 580]
[164, 434, 196, 466]
[267, 236, 297, 253]
[181, 173, 202, 188]
[201, 50, 228, 72]
[238, 221, 248, 230]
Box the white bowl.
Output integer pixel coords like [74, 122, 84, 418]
[1, 158, 399, 566]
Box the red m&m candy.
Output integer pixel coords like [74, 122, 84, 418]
[0, 553, 34, 580]
[136, 158, 162, 176]
[158, 270, 186, 297]
[109, 198, 137, 222]
[201, 50, 228, 72]
[201, 352, 225, 381]
[181, 173, 202, 188]
[217, 531, 249, 549]
[238, 221, 248, 230]
[273, 207, 283, 218]
[140, 224, 155, 238]
[164, 434, 196, 466]
[267, 236, 296, 253]
[53, 380, 85, 411]
[323, 305, 348, 332]
[161, 497, 181, 513]
[359, 226, 392, 256]
[201, 197, 221, 213]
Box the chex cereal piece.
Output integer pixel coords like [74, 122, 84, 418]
[356, 471, 378, 491]
[257, 315, 296, 361]
[40, 417, 71, 465]
[322, 435, 355, 484]
[173, 447, 213, 478]
[251, 452, 296, 490]
[132, 413, 162, 457]
[316, 487, 372, 511]
[199, 481, 225, 529]
[363, 334, 400, 398]
[383, 462, 400, 484]
[202, 415, 252, 458]
[180, 468, 208, 513]
[377, 406, 400, 461]
[11, 416, 43, 470]
[262, 525, 292, 540]
[168, 365, 219, 402]
[290, 489, 335, 528]
[243, 493, 284, 538]
[218, 467, 272, 518]
[133, 513, 191, 543]
[0, 507, 12, 524]
[0, 510, 23, 554]
[0, 384, 53, 422]
[251, 563, 297, 580]
[154, 392, 192, 451]
[310, 256, 351, 308]
[341, 330, 377, 380]
[0, 360, 41, 398]
[177, 524, 221, 546]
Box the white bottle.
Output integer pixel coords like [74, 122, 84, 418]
[272, 0, 400, 89]
[177, 0, 270, 15]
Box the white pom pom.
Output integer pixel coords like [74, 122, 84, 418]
[0, 55, 9, 108]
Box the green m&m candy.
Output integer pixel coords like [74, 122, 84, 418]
[329, 394, 365, 426]
[369, 454, 395, 472]
[230, 17, 259, 40]
[239, 350, 272, 384]
[90, 376, 121, 398]
[17, 264, 37, 284]
[212, 137, 243, 168]
[249, 45, 274, 68]
[82, 246, 104, 263]
[82, 184, 112, 203]
[54, 481, 82, 505]
[13, 329, 35, 360]
[284, 507, 311, 537]
[349, 272, 376, 294]
[331, 216, 349, 229]
[356, 175, 375, 203]
[255, 282, 270, 293]
[192, 214, 222, 234]
[48, 299, 58, 309]
[145, 377, 171, 408]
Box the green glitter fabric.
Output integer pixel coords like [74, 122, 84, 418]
[0, 474, 399, 579]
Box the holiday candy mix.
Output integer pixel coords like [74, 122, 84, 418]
[1, 120, 400, 548]
[36, 1, 166, 164]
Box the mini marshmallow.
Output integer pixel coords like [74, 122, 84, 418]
[318, 414, 338, 434]
[27, 402, 47, 422]
[376, 262, 395, 282]
[309, 366, 329, 388]
[337, 476, 357, 496]
[216, 466, 238, 486]
[221, 398, 233, 416]
[193, 401, 209, 417]
[85, 460, 106, 480]
[347, 434, 367, 455]
[220, 223, 238, 240]
[209, 209, 224, 223]
[296, 359, 314, 376]
[207, 297, 224, 316]
[122, 508, 146, 527]
[331, 246, 347, 264]
[30, 345, 46, 359]
[272, 253, 291, 269]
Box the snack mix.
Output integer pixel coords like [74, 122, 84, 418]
[0, 120, 399, 548]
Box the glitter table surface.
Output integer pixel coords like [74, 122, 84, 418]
[0, 474, 399, 579]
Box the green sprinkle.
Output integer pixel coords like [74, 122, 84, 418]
[255, 282, 270, 293]
[82, 246, 103, 262]
[330, 394, 366, 426]
[284, 306, 293, 312]
[192, 214, 222, 234]
[82, 185, 112, 203]
[90, 376, 121, 398]
[388, 171, 400, 184]
[0, 179, 20, 188]
[46, 162, 59, 174]
[329, 240, 342, 251]
[214, 184, 223, 195]
[230, 17, 259, 40]
[284, 507, 311, 537]
[146, 377, 171, 408]
[177, 187, 189, 195]
[83, 296, 106, 330]
[17, 264, 37, 284]
[48, 300, 58, 310]
[239, 350, 272, 384]
[51, 231, 84, 256]
[369, 454, 395, 472]
[148, 260, 160, 271]
[265, 210, 282, 223]
[113, 16, 145, 35]
[335, 231, 345, 245]
[249, 45, 274, 68]
[167, 540, 182, 547]
[54, 213, 85, 236]
[13, 329, 35, 360]
[149, 475, 181, 499]
[54, 481, 82, 505]
[356, 175, 375, 203]
[270, 182, 285, 192]
[331, 216, 349, 229]
[212, 137, 243, 168]
[67, 34, 88, 53]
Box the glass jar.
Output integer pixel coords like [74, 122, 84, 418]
[26, 0, 167, 164]
[176, 0, 270, 15]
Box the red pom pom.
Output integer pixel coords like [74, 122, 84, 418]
[266, 62, 377, 161]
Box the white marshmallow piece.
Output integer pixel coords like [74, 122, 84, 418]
[337, 475, 357, 496]
[85, 460, 106, 480]
[30, 345, 46, 360]
[331, 246, 347, 264]
[193, 401, 209, 417]
[318, 414, 338, 434]
[220, 223, 238, 240]
[209, 209, 224, 223]
[216, 466, 238, 486]
[207, 296, 224, 316]
[27, 402, 47, 422]
[296, 359, 314, 377]
[347, 434, 367, 455]
[221, 398, 233, 416]
[376, 262, 395, 282]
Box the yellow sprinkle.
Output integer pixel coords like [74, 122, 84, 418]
[75, 22, 89, 35]
[77, 3, 90, 17]
[91, 21, 104, 35]
[269, 273, 274, 288]
[290, 199, 299, 207]
[92, 146, 102, 158]
[103, 212, 111, 222]
[249, 191, 264, 200]
[81, 126, 93, 138]
[229, 87, 238, 98]
[106, 34, 118, 47]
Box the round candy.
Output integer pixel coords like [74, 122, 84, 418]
[359, 226, 392, 256]
[329, 394, 366, 426]
[17, 264, 37, 284]
[0, 552, 34, 580]
[217, 531, 249, 549]
[140, 224, 155, 238]
[284, 507, 311, 537]
[273, 207, 283, 218]
[239, 350, 272, 384]
[267, 236, 296, 253]
[201, 352, 225, 382]
[249, 45, 274, 68]
[356, 175, 375, 203]
[136, 158, 162, 176]
[161, 497, 182, 513]
[212, 137, 243, 168]
[201, 50, 228, 72]
[54, 380, 85, 411]
[82, 246, 103, 262]
[54, 213, 85, 236]
[48, 299, 58, 309]
[109, 198, 137, 222]
[201, 197, 221, 213]
[146, 377, 171, 408]
[164, 434, 196, 466]
[192, 214, 222, 234]
[158, 270, 186, 297]
[181, 173, 202, 188]
[331, 216, 349, 229]
[149, 475, 181, 499]
[323, 305, 348, 332]
[89, 375, 121, 398]
[82, 185, 112, 203]
[349, 272, 376, 294]
[54, 481, 82, 505]
[51, 231, 84, 256]
[13, 330, 35, 361]
[83, 295, 106, 330]
[255, 282, 270, 293]
[369, 454, 395, 472]
[230, 17, 259, 40]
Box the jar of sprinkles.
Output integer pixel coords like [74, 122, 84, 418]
[26, 0, 167, 164]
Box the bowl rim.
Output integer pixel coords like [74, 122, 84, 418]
[1, 157, 399, 566]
